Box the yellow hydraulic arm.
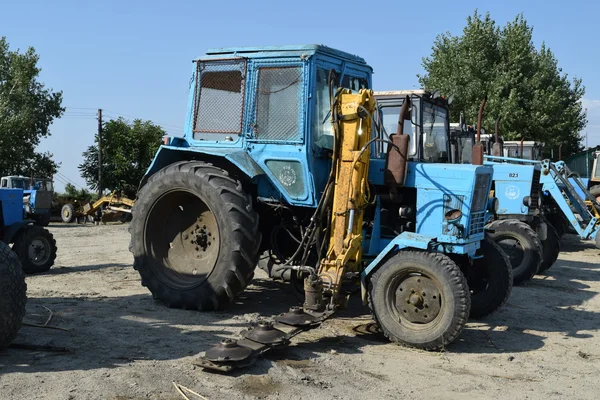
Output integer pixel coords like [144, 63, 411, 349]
[316, 88, 375, 306]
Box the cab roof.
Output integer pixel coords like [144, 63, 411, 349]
[374, 90, 426, 98]
[198, 44, 369, 65]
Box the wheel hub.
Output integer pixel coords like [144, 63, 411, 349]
[497, 238, 524, 267]
[396, 276, 441, 323]
[28, 238, 50, 266]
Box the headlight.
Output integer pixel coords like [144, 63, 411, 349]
[488, 197, 499, 213]
[522, 196, 532, 207]
[444, 209, 463, 223]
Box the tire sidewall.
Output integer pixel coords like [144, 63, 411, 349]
[134, 172, 236, 291]
[487, 220, 541, 283]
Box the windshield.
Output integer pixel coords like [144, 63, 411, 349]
[313, 68, 368, 150]
[380, 105, 418, 156]
[11, 178, 29, 189]
[32, 179, 53, 191]
[454, 131, 474, 163]
[422, 102, 449, 162]
[593, 153, 600, 179]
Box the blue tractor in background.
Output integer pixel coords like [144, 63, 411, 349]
[0, 189, 27, 349]
[129, 45, 512, 371]
[1, 175, 54, 227]
[0, 188, 57, 274]
[450, 121, 600, 274]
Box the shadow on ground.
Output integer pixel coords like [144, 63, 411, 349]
[2, 238, 599, 375]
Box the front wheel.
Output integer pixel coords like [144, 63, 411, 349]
[12, 226, 57, 274]
[486, 219, 543, 285]
[368, 251, 470, 350]
[539, 223, 560, 273]
[129, 161, 261, 311]
[461, 237, 513, 319]
[0, 242, 27, 349]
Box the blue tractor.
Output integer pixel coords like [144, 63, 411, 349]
[0, 189, 27, 349]
[0, 188, 57, 274]
[1, 175, 54, 227]
[129, 45, 511, 370]
[451, 121, 600, 274]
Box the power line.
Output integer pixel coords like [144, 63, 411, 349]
[56, 171, 85, 190]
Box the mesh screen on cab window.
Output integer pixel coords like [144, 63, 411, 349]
[194, 60, 246, 135]
[254, 67, 302, 142]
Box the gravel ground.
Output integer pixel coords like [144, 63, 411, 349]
[1, 223, 600, 399]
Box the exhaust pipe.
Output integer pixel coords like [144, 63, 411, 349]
[385, 95, 411, 187]
[492, 117, 502, 156]
[472, 96, 487, 165]
[559, 143, 563, 161]
[520, 137, 525, 159]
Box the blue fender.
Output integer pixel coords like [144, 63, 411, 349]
[359, 231, 436, 302]
[143, 145, 266, 185]
[361, 231, 435, 280]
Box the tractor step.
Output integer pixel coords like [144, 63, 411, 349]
[192, 307, 333, 372]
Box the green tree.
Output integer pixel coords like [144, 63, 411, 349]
[79, 118, 165, 197]
[0, 37, 63, 177]
[419, 11, 586, 157]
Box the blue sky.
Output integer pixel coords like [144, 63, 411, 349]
[2, 0, 599, 191]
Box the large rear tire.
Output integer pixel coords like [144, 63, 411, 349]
[12, 226, 57, 274]
[368, 251, 470, 350]
[129, 161, 261, 311]
[463, 237, 513, 319]
[0, 242, 27, 349]
[486, 219, 543, 285]
[539, 223, 560, 273]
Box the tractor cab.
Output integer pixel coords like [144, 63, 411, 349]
[149, 45, 372, 208]
[1, 176, 30, 189]
[374, 90, 450, 163]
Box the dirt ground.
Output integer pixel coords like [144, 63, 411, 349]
[1, 223, 600, 399]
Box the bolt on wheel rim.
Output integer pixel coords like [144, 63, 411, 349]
[395, 275, 442, 324]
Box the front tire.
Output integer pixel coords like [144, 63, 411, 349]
[462, 237, 513, 319]
[539, 223, 560, 273]
[368, 251, 470, 350]
[486, 220, 543, 285]
[0, 242, 27, 349]
[12, 226, 57, 274]
[129, 161, 261, 311]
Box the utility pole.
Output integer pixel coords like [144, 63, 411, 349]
[98, 108, 103, 196]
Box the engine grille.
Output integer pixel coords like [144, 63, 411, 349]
[529, 169, 542, 210]
[471, 173, 491, 213]
[469, 210, 486, 235]
[468, 172, 491, 236]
